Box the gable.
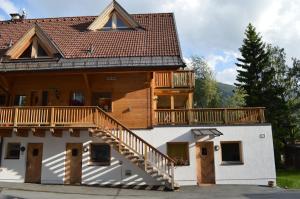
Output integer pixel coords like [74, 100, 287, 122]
[5, 24, 63, 59]
[88, 1, 140, 31]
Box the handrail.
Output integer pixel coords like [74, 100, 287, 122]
[0, 106, 175, 188]
[154, 70, 195, 88]
[155, 107, 265, 125]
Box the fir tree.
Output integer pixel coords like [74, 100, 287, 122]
[235, 23, 273, 107]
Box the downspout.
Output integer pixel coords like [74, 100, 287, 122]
[0, 137, 3, 167]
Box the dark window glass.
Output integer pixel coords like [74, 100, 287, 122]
[202, 147, 208, 156]
[103, 18, 112, 28]
[221, 142, 242, 162]
[92, 92, 112, 112]
[37, 44, 48, 57]
[72, 149, 78, 156]
[116, 17, 128, 28]
[33, 149, 39, 156]
[19, 44, 32, 58]
[6, 143, 20, 159]
[167, 142, 189, 166]
[90, 144, 111, 165]
[0, 95, 6, 106]
[70, 91, 85, 106]
[42, 91, 48, 106]
[14, 95, 27, 106]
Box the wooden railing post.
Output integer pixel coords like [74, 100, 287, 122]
[170, 71, 174, 88]
[50, 107, 55, 127]
[260, 108, 265, 123]
[224, 108, 228, 124]
[171, 162, 175, 190]
[144, 144, 148, 171]
[13, 107, 18, 127]
[119, 129, 122, 153]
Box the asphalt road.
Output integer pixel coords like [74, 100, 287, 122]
[0, 184, 300, 199]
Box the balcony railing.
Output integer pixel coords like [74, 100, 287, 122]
[154, 70, 195, 88]
[155, 108, 265, 125]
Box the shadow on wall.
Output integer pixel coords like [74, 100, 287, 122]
[42, 139, 160, 186]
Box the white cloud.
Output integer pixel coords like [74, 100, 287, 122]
[216, 67, 237, 85]
[0, 0, 18, 15]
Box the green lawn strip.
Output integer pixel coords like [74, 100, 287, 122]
[277, 170, 300, 189]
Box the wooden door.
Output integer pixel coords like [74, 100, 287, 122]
[25, 143, 43, 183]
[65, 143, 82, 184]
[196, 142, 215, 184]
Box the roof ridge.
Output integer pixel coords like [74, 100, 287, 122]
[0, 13, 174, 23]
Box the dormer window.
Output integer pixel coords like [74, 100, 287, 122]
[5, 24, 63, 60]
[88, 0, 140, 31]
[19, 37, 51, 59]
[102, 12, 129, 30]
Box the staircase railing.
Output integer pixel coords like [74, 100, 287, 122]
[0, 106, 175, 189]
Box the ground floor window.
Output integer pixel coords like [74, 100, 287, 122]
[89, 143, 111, 166]
[5, 143, 21, 159]
[221, 141, 243, 165]
[167, 142, 189, 166]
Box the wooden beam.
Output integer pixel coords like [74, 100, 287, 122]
[32, 128, 46, 137]
[51, 129, 63, 137]
[0, 129, 12, 137]
[69, 128, 80, 137]
[15, 128, 29, 137]
[83, 73, 91, 105]
[31, 36, 38, 58]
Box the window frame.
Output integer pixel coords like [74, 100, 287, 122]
[14, 95, 27, 106]
[5, 143, 21, 160]
[220, 141, 244, 165]
[89, 143, 111, 166]
[92, 92, 113, 112]
[166, 142, 190, 166]
[70, 91, 85, 106]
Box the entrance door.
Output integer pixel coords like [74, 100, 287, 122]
[196, 142, 215, 184]
[25, 143, 43, 183]
[65, 143, 82, 184]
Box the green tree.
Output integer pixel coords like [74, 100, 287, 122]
[190, 56, 221, 108]
[235, 23, 274, 107]
[225, 88, 247, 107]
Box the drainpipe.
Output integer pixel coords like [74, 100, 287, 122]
[0, 137, 3, 167]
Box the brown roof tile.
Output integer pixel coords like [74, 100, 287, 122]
[0, 13, 181, 59]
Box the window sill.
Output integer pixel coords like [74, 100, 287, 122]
[220, 161, 244, 166]
[88, 162, 111, 166]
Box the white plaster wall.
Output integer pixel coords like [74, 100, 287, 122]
[134, 125, 276, 186]
[0, 131, 159, 186]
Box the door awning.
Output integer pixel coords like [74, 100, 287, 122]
[192, 128, 223, 138]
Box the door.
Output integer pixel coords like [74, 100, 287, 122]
[25, 143, 43, 183]
[196, 142, 215, 184]
[65, 143, 82, 184]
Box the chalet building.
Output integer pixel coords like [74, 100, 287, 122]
[0, 1, 276, 190]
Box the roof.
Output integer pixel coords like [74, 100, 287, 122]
[0, 13, 182, 60]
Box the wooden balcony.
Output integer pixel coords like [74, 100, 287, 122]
[155, 107, 266, 125]
[154, 70, 195, 89]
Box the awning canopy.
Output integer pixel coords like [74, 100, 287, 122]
[192, 128, 223, 138]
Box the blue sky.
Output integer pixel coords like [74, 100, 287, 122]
[1, 0, 300, 85]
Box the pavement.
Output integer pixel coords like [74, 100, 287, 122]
[0, 182, 300, 199]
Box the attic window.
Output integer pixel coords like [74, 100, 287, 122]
[102, 12, 129, 30]
[17, 37, 52, 59]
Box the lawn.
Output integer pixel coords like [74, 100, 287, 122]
[277, 170, 300, 189]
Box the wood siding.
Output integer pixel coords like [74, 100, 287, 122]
[2, 72, 151, 129]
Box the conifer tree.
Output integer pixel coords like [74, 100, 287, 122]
[235, 23, 273, 107]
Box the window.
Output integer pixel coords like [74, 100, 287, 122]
[102, 13, 129, 30]
[92, 92, 112, 112]
[14, 95, 27, 106]
[5, 143, 21, 159]
[221, 141, 243, 165]
[70, 91, 85, 106]
[167, 142, 189, 166]
[89, 143, 111, 166]
[0, 95, 6, 106]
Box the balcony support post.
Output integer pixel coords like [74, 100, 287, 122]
[170, 95, 175, 124]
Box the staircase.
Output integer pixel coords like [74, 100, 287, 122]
[0, 106, 177, 190]
[92, 107, 177, 190]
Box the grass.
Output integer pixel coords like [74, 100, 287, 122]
[277, 169, 300, 189]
